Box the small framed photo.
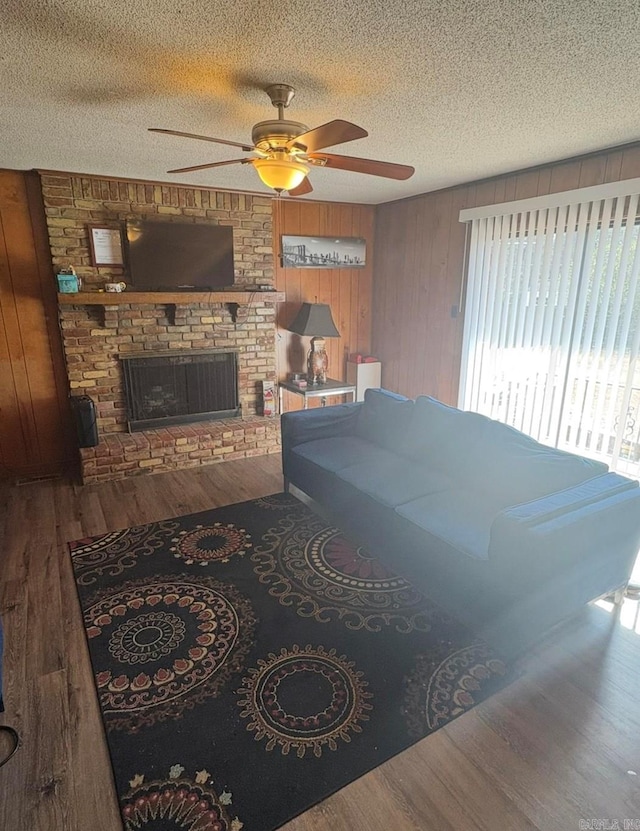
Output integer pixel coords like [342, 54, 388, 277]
[281, 235, 366, 268]
[89, 225, 125, 267]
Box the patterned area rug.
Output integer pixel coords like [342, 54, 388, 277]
[69, 493, 512, 831]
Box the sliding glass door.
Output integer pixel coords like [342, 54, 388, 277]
[459, 187, 640, 481]
[558, 212, 640, 478]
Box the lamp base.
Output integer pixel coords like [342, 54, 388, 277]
[307, 336, 328, 385]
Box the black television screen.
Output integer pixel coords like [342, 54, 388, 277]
[125, 220, 235, 291]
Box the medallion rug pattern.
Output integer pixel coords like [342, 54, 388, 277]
[70, 493, 512, 831]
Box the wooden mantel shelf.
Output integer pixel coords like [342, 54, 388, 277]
[57, 290, 285, 305]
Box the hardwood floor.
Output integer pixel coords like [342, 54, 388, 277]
[1, 456, 639, 831]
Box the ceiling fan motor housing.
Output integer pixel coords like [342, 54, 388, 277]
[251, 120, 310, 153]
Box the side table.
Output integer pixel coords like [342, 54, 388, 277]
[278, 378, 357, 412]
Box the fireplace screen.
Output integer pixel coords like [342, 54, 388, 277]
[121, 350, 240, 431]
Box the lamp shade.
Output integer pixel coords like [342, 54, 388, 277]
[253, 158, 309, 192]
[287, 303, 340, 338]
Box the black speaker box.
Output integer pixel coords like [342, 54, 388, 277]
[69, 395, 99, 448]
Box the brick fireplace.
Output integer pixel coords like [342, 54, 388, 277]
[57, 298, 281, 482]
[44, 173, 283, 483]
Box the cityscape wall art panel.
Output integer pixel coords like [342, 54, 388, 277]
[281, 235, 366, 268]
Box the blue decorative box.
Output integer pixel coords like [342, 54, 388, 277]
[57, 273, 80, 293]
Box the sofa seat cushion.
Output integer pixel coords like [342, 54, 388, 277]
[290, 436, 389, 474]
[337, 457, 455, 508]
[396, 489, 499, 560]
[355, 388, 414, 452]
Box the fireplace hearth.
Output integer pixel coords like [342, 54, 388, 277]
[121, 350, 240, 431]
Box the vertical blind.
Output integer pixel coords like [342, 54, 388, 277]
[459, 179, 640, 480]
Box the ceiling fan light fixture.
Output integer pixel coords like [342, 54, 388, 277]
[253, 157, 309, 193]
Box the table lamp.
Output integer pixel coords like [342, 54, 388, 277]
[287, 302, 340, 385]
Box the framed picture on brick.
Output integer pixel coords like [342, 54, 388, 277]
[89, 225, 125, 266]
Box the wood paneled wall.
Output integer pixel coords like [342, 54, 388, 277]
[0, 171, 73, 478]
[372, 143, 640, 405]
[274, 199, 375, 407]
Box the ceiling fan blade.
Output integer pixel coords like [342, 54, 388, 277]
[289, 120, 367, 153]
[310, 152, 415, 180]
[167, 158, 250, 174]
[150, 128, 254, 152]
[288, 178, 313, 197]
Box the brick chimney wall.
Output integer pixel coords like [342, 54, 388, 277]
[40, 173, 282, 482]
[41, 173, 273, 289]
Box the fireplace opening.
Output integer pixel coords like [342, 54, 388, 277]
[121, 350, 240, 431]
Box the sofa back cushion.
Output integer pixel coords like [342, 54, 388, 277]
[355, 388, 414, 452]
[400, 395, 608, 506]
[399, 396, 490, 474]
[474, 419, 608, 505]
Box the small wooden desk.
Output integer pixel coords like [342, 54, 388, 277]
[278, 378, 357, 412]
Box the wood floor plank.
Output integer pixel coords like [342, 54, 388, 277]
[24, 670, 72, 831]
[396, 730, 540, 831]
[0, 455, 639, 831]
[59, 549, 121, 831]
[1, 486, 31, 583]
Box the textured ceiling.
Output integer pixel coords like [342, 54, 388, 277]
[1, 0, 639, 204]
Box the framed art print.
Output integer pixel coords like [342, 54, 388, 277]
[281, 236, 366, 268]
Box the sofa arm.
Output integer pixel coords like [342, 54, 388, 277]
[494, 473, 637, 527]
[281, 402, 362, 467]
[489, 474, 640, 586]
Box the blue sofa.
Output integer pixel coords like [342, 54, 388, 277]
[282, 389, 640, 654]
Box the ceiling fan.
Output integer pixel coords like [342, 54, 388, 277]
[149, 83, 415, 196]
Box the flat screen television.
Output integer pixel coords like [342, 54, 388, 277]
[125, 220, 235, 291]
